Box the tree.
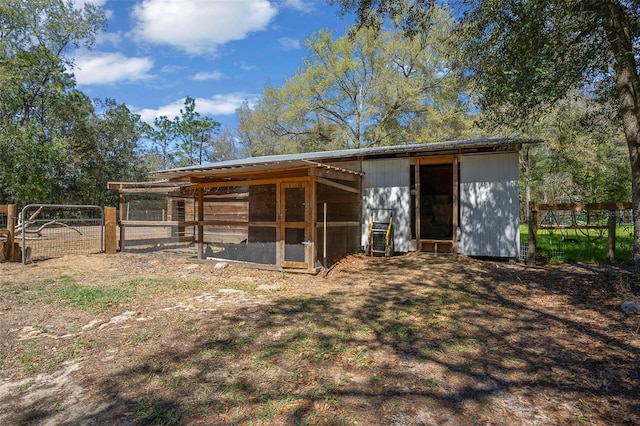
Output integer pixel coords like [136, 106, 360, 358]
[237, 7, 473, 154]
[146, 116, 176, 170]
[209, 126, 238, 162]
[334, 0, 640, 264]
[522, 93, 630, 205]
[173, 97, 221, 167]
[0, 0, 106, 204]
[55, 96, 148, 206]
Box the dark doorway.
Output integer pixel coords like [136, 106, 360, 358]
[419, 164, 453, 239]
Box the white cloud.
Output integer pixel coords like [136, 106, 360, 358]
[95, 32, 122, 47]
[161, 64, 188, 74]
[238, 61, 256, 71]
[191, 71, 226, 81]
[282, 0, 315, 13]
[74, 52, 154, 85]
[73, 0, 107, 9]
[131, 0, 278, 55]
[278, 37, 301, 50]
[136, 93, 256, 123]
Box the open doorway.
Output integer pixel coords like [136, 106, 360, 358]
[420, 164, 453, 239]
[411, 159, 456, 253]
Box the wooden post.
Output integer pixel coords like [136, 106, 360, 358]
[452, 157, 459, 254]
[527, 202, 537, 264]
[197, 188, 204, 260]
[607, 210, 616, 262]
[104, 206, 117, 254]
[7, 204, 17, 262]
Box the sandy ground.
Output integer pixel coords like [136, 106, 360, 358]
[1, 252, 638, 425]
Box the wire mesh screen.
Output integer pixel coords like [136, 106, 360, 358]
[525, 208, 634, 263]
[0, 210, 6, 229]
[19, 204, 103, 263]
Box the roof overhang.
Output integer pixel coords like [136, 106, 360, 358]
[150, 137, 540, 180]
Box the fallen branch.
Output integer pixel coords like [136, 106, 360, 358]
[22, 221, 84, 239]
[14, 206, 43, 236]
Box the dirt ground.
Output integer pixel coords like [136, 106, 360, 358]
[1, 252, 639, 425]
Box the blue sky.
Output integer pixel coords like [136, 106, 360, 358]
[72, 0, 353, 129]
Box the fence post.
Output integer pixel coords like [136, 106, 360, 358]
[104, 206, 117, 254]
[119, 194, 126, 251]
[607, 210, 616, 262]
[527, 202, 537, 264]
[7, 204, 17, 261]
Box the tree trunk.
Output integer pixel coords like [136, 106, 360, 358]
[605, 1, 640, 267]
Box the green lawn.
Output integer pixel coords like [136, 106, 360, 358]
[521, 225, 634, 263]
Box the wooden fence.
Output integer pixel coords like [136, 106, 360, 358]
[0, 204, 18, 261]
[527, 202, 632, 263]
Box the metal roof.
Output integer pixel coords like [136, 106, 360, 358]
[151, 137, 541, 180]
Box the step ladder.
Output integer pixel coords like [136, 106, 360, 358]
[368, 210, 394, 257]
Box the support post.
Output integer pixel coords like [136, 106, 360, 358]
[197, 188, 204, 260]
[104, 206, 117, 254]
[323, 202, 327, 268]
[6, 204, 16, 261]
[607, 210, 616, 262]
[527, 202, 537, 264]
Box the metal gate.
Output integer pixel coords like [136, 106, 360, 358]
[20, 204, 103, 264]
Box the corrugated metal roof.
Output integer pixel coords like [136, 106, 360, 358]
[151, 137, 541, 180]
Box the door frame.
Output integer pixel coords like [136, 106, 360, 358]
[279, 181, 313, 269]
[413, 155, 459, 253]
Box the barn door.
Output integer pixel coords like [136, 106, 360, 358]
[280, 182, 310, 269]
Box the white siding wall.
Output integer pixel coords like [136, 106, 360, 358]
[459, 152, 520, 258]
[361, 158, 411, 252]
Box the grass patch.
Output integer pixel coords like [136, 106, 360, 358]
[521, 225, 633, 263]
[55, 284, 134, 313]
[3, 275, 203, 311]
[135, 396, 182, 425]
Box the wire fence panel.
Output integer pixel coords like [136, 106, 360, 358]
[20, 204, 103, 264]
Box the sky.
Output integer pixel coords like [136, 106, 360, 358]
[72, 0, 353, 130]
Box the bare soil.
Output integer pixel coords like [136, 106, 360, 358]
[1, 252, 639, 425]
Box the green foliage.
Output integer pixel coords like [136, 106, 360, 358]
[55, 283, 135, 313]
[145, 97, 232, 169]
[173, 97, 221, 167]
[521, 92, 631, 204]
[522, 226, 633, 263]
[238, 4, 475, 155]
[0, 0, 136, 205]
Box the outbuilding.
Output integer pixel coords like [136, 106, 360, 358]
[108, 137, 539, 273]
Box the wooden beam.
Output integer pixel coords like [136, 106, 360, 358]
[109, 187, 187, 194]
[315, 177, 360, 194]
[188, 165, 312, 183]
[528, 202, 537, 264]
[452, 156, 459, 254]
[186, 175, 313, 190]
[538, 225, 608, 230]
[197, 188, 204, 259]
[308, 166, 360, 182]
[418, 155, 456, 165]
[531, 202, 631, 212]
[316, 221, 360, 228]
